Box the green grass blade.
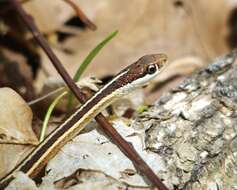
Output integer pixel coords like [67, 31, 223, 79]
[73, 30, 118, 81]
[40, 91, 68, 142]
[67, 30, 118, 110]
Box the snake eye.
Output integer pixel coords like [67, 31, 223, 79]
[147, 64, 157, 74]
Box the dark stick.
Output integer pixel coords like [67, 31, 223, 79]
[63, 0, 97, 30]
[9, 1, 168, 189]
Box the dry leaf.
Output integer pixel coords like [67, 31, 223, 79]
[5, 172, 37, 190]
[0, 88, 38, 180]
[0, 88, 38, 145]
[36, 120, 165, 188]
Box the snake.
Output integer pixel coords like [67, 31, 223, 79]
[0, 53, 167, 189]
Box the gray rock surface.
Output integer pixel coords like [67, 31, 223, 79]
[134, 50, 237, 189]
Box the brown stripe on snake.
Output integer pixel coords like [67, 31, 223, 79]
[0, 54, 167, 189]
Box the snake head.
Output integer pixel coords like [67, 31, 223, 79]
[127, 54, 167, 75]
[123, 53, 167, 87]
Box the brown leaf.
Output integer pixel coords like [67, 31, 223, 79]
[0, 88, 38, 145]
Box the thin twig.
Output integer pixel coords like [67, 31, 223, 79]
[9, 1, 168, 189]
[2, 0, 96, 31]
[63, 0, 97, 31]
[20, 0, 31, 3]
